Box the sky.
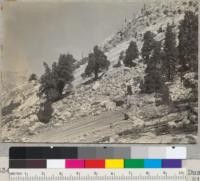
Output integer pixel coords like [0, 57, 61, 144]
[3, 0, 145, 75]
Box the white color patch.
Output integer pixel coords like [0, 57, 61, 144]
[47, 159, 65, 168]
[166, 147, 187, 159]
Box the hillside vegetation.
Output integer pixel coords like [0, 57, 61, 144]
[0, 0, 198, 143]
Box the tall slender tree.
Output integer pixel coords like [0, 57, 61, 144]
[39, 62, 57, 100]
[163, 23, 178, 81]
[178, 11, 198, 102]
[141, 31, 155, 63]
[140, 41, 163, 94]
[178, 11, 198, 73]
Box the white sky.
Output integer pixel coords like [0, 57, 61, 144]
[3, 1, 146, 75]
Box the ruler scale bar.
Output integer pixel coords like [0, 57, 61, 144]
[9, 169, 187, 181]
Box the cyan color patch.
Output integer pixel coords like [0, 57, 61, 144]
[144, 159, 162, 168]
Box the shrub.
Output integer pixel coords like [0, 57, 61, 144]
[189, 1, 193, 6]
[28, 73, 37, 82]
[2, 101, 21, 116]
[157, 27, 163, 33]
[182, 2, 187, 5]
[163, 9, 169, 15]
[178, 9, 182, 14]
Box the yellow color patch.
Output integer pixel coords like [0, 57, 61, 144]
[105, 159, 124, 168]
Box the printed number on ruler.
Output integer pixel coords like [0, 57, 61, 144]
[9, 169, 186, 181]
[0, 167, 9, 174]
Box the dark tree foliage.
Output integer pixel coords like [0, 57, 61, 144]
[39, 54, 76, 101]
[28, 73, 37, 82]
[85, 53, 95, 77]
[39, 63, 59, 101]
[123, 41, 139, 67]
[37, 101, 53, 123]
[178, 11, 198, 103]
[163, 23, 178, 81]
[127, 85, 133, 95]
[53, 54, 75, 94]
[85, 45, 110, 80]
[39, 62, 57, 101]
[141, 31, 155, 63]
[178, 11, 198, 73]
[140, 41, 163, 94]
[158, 26, 163, 33]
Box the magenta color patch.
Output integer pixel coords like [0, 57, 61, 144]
[65, 159, 85, 168]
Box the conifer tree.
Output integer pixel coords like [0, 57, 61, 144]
[141, 31, 155, 63]
[53, 54, 75, 94]
[123, 41, 139, 67]
[39, 62, 56, 100]
[178, 11, 198, 73]
[178, 11, 198, 103]
[140, 41, 163, 94]
[39, 54, 76, 101]
[85, 53, 96, 77]
[85, 46, 110, 80]
[163, 23, 178, 81]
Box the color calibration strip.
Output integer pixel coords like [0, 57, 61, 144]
[9, 159, 182, 169]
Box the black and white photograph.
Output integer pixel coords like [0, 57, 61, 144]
[0, 0, 198, 143]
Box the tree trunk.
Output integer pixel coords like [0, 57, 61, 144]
[94, 66, 99, 80]
[168, 64, 171, 81]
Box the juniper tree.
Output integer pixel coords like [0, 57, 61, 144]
[85, 45, 110, 80]
[123, 41, 139, 67]
[39, 54, 76, 101]
[39, 62, 57, 101]
[53, 54, 76, 94]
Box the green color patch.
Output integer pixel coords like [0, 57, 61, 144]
[124, 159, 144, 168]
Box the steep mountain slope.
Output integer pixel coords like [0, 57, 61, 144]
[74, 0, 198, 85]
[0, 71, 28, 97]
[102, 0, 197, 52]
[0, 0, 198, 143]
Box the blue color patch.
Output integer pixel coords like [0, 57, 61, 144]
[144, 159, 162, 168]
